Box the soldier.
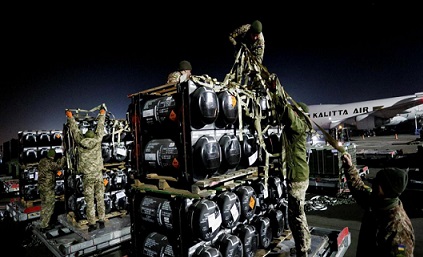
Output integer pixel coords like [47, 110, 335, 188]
[280, 102, 312, 257]
[229, 20, 265, 63]
[167, 60, 192, 84]
[66, 106, 106, 232]
[341, 153, 415, 257]
[38, 148, 65, 232]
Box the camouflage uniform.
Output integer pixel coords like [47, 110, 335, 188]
[38, 155, 65, 229]
[167, 70, 190, 84]
[68, 113, 106, 226]
[343, 165, 415, 257]
[229, 23, 265, 63]
[281, 105, 312, 256]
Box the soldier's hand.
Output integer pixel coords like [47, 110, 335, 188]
[229, 38, 237, 46]
[341, 153, 353, 168]
[66, 110, 73, 118]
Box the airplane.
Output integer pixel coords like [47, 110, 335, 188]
[307, 92, 423, 132]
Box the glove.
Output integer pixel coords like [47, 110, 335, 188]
[341, 153, 353, 169]
[229, 37, 237, 46]
[66, 110, 73, 118]
[100, 103, 107, 111]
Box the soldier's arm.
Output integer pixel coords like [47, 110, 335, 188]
[228, 29, 239, 46]
[58, 156, 66, 168]
[342, 153, 372, 208]
[167, 71, 180, 84]
[95, 111, 106, 140]
[253, 48, 264, 63]
[229, 24, 249, 46]
[67, 115, 83, 143]
[282, 106, 308, 134]
[253, 36, 265, 63]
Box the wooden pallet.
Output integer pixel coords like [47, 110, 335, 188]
[67, 210, 128, 229]
[132, 178, 201, 199]
[127, 82, 177, 97]
[191, 167, 258, 194]
[20, 194, 65, 207]
[104, 162, 127, 167]
[254, 230, 293, 257]
[21, 198, 41, 208]
[131, 167, 259, 199]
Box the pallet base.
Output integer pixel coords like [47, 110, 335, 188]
[33, 213, 131, 257]
[66, 210, 128, 229]
[6, 201, 40, 221]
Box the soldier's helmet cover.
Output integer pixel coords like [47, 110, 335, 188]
[85, 130, 95, 138]
[47, 149, 56, 158]
[375, 168, 408, 198]
[250, 20, 262, 34]
[178, 60, 192, 71]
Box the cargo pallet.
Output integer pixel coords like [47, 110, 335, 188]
[6, 199, 41, 222]
[308, 165, 369, 195]
[126, 57, 351, 257]
[306, 143, 369, 195]
[128, 82, 177, 97]
[0, 176, 19, 195]
[356, 149, 399, 160]
[254, 226, 350, 257]
[32, 212, 131, 257]
[130, 169, 351, 257]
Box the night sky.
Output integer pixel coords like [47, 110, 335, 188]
[1, 3, 422, 146]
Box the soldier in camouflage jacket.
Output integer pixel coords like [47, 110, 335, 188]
[229, 20, 265, 63]
[38, 149, 65, 231]
[342, 153, 415, 257]
[281, 102, 313, 257]
[66, 107, 106, 232]
[167, 60, 192, 84]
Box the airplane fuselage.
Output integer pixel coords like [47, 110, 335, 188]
[311, 107, 369, 119]
[308, 92, 423, 131]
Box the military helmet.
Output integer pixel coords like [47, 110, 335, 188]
[250, 20, 262, 34]
[47, 149, 56, 158]
[85, 130, 95, 138]
[178, 60, 192, 71]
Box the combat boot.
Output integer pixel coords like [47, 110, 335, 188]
[40, 224, 54, 233]
[98, 220, 105, 229]
[88, 223, 97, 232]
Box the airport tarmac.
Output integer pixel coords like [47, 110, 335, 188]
[350, 133, 421, 154]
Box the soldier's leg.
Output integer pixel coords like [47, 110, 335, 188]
[45, 190, 56, 225]
[287, 180, 311, 255]
[83, 177, 96, 226]
[40, 190, 49, 228]
[95, 174, 105, 222]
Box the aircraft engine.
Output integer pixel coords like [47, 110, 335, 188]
[383, 116, 407, 126]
